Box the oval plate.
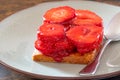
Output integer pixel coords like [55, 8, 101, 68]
[0, 0, 120, 79]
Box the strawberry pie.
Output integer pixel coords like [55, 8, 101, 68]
[32, 6, 103, 64]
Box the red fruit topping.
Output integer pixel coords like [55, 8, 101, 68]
[35, 40, 72, 62]
[35, 40, 54, 55]
[55, 39, 75, 53]
[35, 39, 75, 56]
[66, 25, 103, 54]
[71, 18, 99, 26]
[35, 6, 104, 62]
[75, 10, 102, 20]
[37, 23, 65, 42]
[43, 6, 75, 23]
[62, 23, 71, 31]
[72, 10, 102, 26]
[50, 51, 70, 62]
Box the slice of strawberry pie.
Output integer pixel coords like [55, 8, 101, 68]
[32, 6, 103, 64]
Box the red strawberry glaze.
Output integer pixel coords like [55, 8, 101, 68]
[34, 6, 103, 62]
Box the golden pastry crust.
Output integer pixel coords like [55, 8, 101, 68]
[32, 49, 99, 64]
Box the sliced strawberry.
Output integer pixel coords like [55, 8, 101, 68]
[54, 39, 75, 53]
[71, 18, 99, 26]
[43, 6, 75, 23]
[72, 10, 102, 27]
[37, 23, 65, 42]
[75, 10, 102, 19]
[66, 25, 103, 53]
[35, 40, 53, 55]
[35, 40, 72, 61]
[35, 40, 41, 50]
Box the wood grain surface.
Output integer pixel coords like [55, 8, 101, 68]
[0, 0, 120, 80]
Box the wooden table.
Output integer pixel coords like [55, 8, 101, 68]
[0, 0, 120, 80]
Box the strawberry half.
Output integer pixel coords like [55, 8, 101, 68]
[66, 25, 103, 54]
[72, 10, 102, 27]
[43, 6, 75, 23]
[37, 23, 65, 42]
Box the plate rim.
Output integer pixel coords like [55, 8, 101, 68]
[1, 60, 120, 79]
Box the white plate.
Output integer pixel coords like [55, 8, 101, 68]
[0, 0, 120, 79]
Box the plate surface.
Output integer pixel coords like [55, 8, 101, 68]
[0, 0, 120, 79]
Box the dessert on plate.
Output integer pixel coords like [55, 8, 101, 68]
[32, 6, 103, 64]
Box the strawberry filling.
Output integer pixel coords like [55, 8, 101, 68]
[35, 6, 103, 62]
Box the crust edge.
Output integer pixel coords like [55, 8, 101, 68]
[32, 48, 99, 64]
